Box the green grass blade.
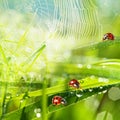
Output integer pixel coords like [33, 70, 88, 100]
[48, 59, 120, 79]
[22, 43, 46, 71]
[72, 39, 120, 54]
[1, 83, 119, 120]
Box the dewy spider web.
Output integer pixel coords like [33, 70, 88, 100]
[0, 0, 101, 45]
[0, 0, 102, 46]
[32, 0, 101, 44]
[1, 0, 120, 45]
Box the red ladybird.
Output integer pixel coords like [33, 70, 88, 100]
[69, 79, 80, 89]
[52, 96, 66, 105]
[103, 33, 114, 41]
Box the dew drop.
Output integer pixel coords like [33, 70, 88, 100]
[98, 77, 109, 83]
[102, 90, 107, 94]
[37, 108, 41, 113]
[89, 88, 93, 92]
[76, 91, 83, 98]
[6, 93, 12, 99]
[34, 108, 41, 113]
[76, 93, 82, 98]
[100, 86, 103, 89]
[78, 64, 83, 68]
[87, 64, 92, 69]
[36, 113, 41, 118]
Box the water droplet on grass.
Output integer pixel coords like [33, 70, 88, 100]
[87, 64, 92, 69]
[34, 108, 41, 113]
[76, 91, 83, 98]
[102, 90, 107, 93]
[34, 108, 41, 118]
[76, 93, 82, 98]
[6, 93, 12, 99]
[89, 88, 93, 92]
[78, 64, 83, 68]
[100, 86, 103, 89]
[36, 113, 41, 118]
[98, 77, 109, 83]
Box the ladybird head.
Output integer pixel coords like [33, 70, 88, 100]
[61, 98, 67, 105]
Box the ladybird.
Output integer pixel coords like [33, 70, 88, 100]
[103, 33, 114, 41]
[69, 79, 80, 89]
[52, 96, 66, 105]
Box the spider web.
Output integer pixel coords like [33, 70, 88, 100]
[28, 0, 102, 44]
[1, 0, 119, 46]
